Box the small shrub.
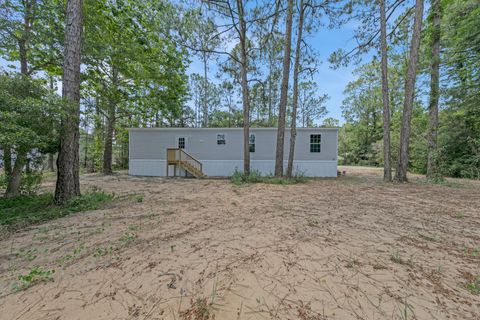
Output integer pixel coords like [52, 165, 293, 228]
[182, 298, 213, 320]
[0, 172, 43, 195]
[93, 245, 116, 257]
[120, 231, 137, 246]
[390, 250, 404, 264]
[58, 242, 85, 266]
[455, 212, 465, 219]
[231, 169, 308, 185]
[19, 172, 43, 195]
[346, 256, 360, 269]
[13, 266, 55, 291]
[231, 169, 244, 185]
[67, 187, 113, 212]
[16, 248, 38, 261]
[466, 277, 480, 295]
[0, 173, 6, 190]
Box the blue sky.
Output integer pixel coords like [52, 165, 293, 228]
[187, 18, 364, 125]
[1, 11, 365, 125]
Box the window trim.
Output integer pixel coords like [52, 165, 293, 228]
[249, 134, 255, 153]
[216, 133, 226, 145]
[178, 137, 186, 149]
[310, 134, 321, 153]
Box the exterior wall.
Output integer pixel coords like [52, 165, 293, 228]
[129, 128, 338, 177]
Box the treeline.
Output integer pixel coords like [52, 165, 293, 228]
[336, 0, 479, 180]
[1, 0, 479, 200]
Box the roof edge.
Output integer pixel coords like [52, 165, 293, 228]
[128, 127, 339, 131]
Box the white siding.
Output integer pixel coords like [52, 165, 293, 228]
[129, 128, 338, 177]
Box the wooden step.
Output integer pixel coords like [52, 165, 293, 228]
[179, 161, 205, 178]
[167, 148, 206, 178]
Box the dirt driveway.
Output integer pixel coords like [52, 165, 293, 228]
[1, 167, 479, 319]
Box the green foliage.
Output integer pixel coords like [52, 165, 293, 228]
[19, 172, 43, 195]
[0, 0, 64, 76]
[390, 250, 404, 264]
[58, 242, 85, 266]
[0, 74, 60, 195]
[0, 74, 60, 151]
[119, 231, 137, 246]
[466, 276, 480, 295]
[93, 245, 116, 257]
[0, 188, 113, 231]
[13, 266, 55, 291]
[77, 0, 190, 172]
[16, 248, 38, 262]
[0, 168, 45, 196]
[231, 169, 308, 185]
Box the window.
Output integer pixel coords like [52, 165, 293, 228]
[178, 137, 185, 149]
[217, 134, 226, 145]
[310, 134, 321, 153]
[249, 134, 255, 152]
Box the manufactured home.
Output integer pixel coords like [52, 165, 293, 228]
[128, 127, 338, 177]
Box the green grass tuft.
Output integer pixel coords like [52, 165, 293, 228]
[231, 169, 308, 185]
[466, 276, 480, 295]
[13, 266, 55, 291]
[0, 188, 113, 232]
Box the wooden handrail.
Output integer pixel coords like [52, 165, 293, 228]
[167, 148, 203, 175]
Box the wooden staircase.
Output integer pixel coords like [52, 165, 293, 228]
[166, 148, 206, 178]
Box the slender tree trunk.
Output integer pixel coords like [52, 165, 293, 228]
[84, 121, 88, 169]
[55, 0, 83, 203]
[5, 151, 26, 198]
[102, 67, 118, 175]
[19, 40, 28, 75]
[287, 0, 305, 178]
[47, 153, 55, 171]
[202, 52, 208, 127]
[380, 0, 392, 182]
[103, 104, 116, 174]
[274, 0, 294, 177]
[342, 126, 347, 165]
[3, 146, 12, 178]
[237, 0, 250, 174]
[426, 0, 441, 180]
[5, 1, 34, 196]
[395, 0, 424, 182]
[47, 76, 56, 172]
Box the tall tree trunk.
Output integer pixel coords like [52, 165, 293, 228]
[380, 0, 392, 182]
[395, 0, 424, 182]
[202, 52, 208, 127]
[268, 60, 273, 123]
[287, 0, 305, 178]
[55, 0, 83, 203]
[18, 0, 32, 76]
[342, 126, 347, 165]
[237, 0, 250, 174]
[84, 120, 89, 168]
[102, 67, 118, 175]
[47, 76, 56, 172]
[5, 151, 26, 198]
[103, 109, 115, 174]
[5, 0, 34, 196]
[274, 0, 294, 177]
[47, 153, 55, 171]
[426, 0, 441, 180]
[3, 146, 12, 178]
[19, 40, 28, 75]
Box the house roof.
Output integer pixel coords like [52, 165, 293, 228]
[129, 127, 339, 131]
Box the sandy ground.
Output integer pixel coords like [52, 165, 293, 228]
[0, 166, 479, 320]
